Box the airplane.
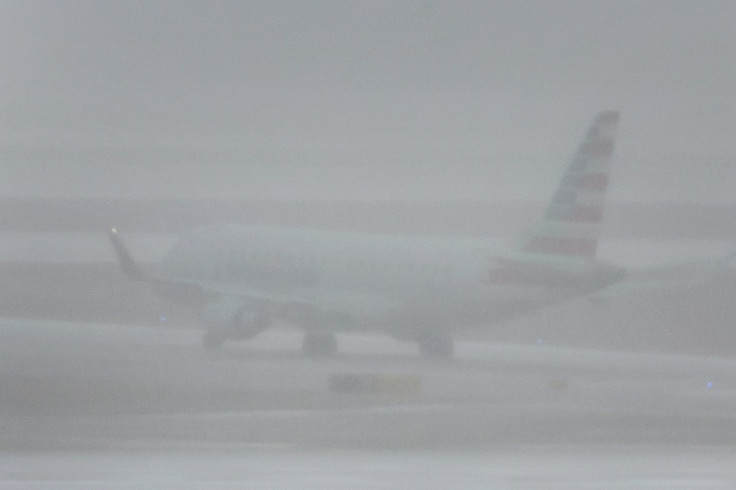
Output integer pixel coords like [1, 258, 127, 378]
[109, 111, 625, 358]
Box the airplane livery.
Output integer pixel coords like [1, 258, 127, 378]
[110, 111, 624, 358]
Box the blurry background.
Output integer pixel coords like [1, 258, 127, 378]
[2, 1, 736, 201]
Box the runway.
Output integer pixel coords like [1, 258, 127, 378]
[1, 318, 736, 487]
[3, 447, 736, 489]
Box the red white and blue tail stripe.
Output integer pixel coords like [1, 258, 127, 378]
[518, 111, 619, 259]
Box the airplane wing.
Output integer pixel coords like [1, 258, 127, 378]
[109, 227, 393, 331]
[591, 247, 736, 300]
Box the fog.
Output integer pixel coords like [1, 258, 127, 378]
[3, 1, 736, 201]
[2, 1, 736, 487]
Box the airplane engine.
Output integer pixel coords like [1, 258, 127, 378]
[200, 298, 270, 348]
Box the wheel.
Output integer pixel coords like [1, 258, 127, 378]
[302, 332, 338, 357]
[202, 330, 224, 349]
[418, 334, 454, 359]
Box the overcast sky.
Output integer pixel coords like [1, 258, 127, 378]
[1, 1, 735, 201]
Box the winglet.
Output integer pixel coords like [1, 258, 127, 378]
[108, 228, 146, 281]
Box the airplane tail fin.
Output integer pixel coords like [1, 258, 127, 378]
[516, 111, 620, 260]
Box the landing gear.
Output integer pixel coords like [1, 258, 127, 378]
[202, 330, 224, 349]
[418, 334, 454, 359]
[302, 332, 338, 357]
